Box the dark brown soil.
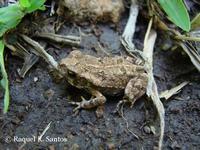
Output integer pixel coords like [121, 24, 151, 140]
[0, 7, 200, 150]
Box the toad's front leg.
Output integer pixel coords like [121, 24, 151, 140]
[116, 75, 147, 112]
[69, 89, 106, 118]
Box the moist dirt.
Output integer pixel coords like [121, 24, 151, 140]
[0, 11, 200, 150]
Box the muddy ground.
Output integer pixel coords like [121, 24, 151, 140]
[0, 9, 200, 150]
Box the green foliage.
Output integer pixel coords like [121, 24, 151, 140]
[24, 0, 46, 13]
[158, 0, 191, 32]
[0, 0, 46, 113]
[19, 0, 31, 8]
[0, 40, 9, 113]
[0, 4, 25, 37]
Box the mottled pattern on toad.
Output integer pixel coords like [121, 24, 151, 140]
[59, 50, 147, 117]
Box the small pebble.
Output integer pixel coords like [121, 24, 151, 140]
[44, 89, 55, 100]
[144, 125, 156, 134]
[49, 145, 55, 150]
[34, 77, 39, 82]
[150, 125, 156, 135]
[107, 129, 112, 134]
[17, 68, 21, 73]
[144, 125, 151, 134]
[80, 127, 85, 132]
[107, 143, 115, 150]
[171, 141, 181, 149]
[70, 143, 79, 150]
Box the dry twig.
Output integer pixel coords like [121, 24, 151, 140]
[121, 0, 145, 60]
[35, 32, 81, 46]
[38, 121, 52, 141]
[20, 34, 58, 70]
[121, 0, 165, 149]
[143, 19, 164, 150]
[160, 81, 189, 100]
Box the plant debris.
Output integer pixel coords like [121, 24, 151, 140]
[1, 0, 200, 149]
[120, 1, 165, 149]
[160, 81, 189, 100]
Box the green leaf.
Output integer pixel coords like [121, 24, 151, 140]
[0, 0, 46, 113]
[0, 4, 25, 37]
[0, 0, 46, 37]
[0, 40, 9, 113]
[158, 0, 191, 32]
[25, 0, 46, 13]
[19, 0, 31, 8]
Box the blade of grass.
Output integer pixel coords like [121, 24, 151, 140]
[0, 40, 9, 113]
[157, 0, 190, 32]
[191, 13, 200, 30]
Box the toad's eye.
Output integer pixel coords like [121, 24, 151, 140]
[68, 70, 76, 77]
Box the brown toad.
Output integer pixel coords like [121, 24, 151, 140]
[59, 50, 147, 117]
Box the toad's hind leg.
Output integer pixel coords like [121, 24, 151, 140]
[116, 76, 147, 111]
[69, 90, 106, 118]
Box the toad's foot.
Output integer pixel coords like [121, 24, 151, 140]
[69, 90, 106, 118]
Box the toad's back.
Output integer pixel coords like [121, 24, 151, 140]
[59, 50, 146, 95]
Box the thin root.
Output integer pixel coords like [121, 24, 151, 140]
[120, 103, 140, 140]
